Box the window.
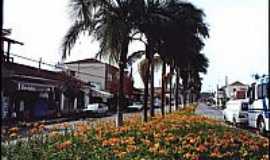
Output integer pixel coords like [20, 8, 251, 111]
[241, 103, 248, 111]
[257, 84, 263, 99]
[262, 83, 268, 98]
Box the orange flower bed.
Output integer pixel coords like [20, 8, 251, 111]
[2, 105, 269, 159]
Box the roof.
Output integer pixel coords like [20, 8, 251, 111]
[2, 62, 85, 86]
[3, 62, 61, 81]
[229, 81, 247, 86]
[220, 81, 248, 90]
[64, 58, 101, 64]
[64, 58, 119, 70]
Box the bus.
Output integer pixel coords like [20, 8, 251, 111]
[247, 75, 269, 134]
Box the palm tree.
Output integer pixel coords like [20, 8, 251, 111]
[61, 0, 141, 127]
[127, 50, 145, 79]
[138, 55, 162, 117]
[161, 60, 167, 116]
[175, 67, 180, 110]
[188, 53, 209, 101]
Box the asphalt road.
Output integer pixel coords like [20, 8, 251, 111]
[195, 102, 224, 121]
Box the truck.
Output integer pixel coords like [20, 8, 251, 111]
[247, 75, 269, 134]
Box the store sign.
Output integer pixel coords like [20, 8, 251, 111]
[19, 83, 52, 92]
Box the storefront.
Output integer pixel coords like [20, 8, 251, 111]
[5, 78, 58, 121]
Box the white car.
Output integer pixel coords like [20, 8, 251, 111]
[223, 99, 249, 125]
[83, 103, 109, 114]
[127, 102, 143, 111]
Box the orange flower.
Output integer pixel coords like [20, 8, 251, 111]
[122, 136, 135, 145]
[164, 135, 176, 142]
[9, 132, 17, 138]
[49, 131, 60, 139]
[9, 127, 19, 133]
[56, 140, 72, 150]
[210, 148, 222, 158]
[126, 145, 137, 152]
[196, 144, 208, 152]
[184, 152, 193, 159]
[117, 151, 127, 158]
[141, 139, 151, 146]
[102, 137, 120, 146]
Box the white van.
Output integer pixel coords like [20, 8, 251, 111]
[223, 99, 249, 125]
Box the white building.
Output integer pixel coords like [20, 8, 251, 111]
[216, 81, 249, 107]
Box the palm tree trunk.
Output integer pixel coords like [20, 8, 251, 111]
[175, 68, 179, 110]
[161, 61, 166, 117]
[143, 59, 150, 122]
[169, 65, 173, 113]
[150, 56, 155, 117]
[116, 40, 128, 127]
[130, 65, 133, 78]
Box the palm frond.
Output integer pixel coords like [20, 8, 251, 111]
[127, 50, 145, 65]
[61, 21, 88, 59]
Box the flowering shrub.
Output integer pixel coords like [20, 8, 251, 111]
[1, 105, 269, 160]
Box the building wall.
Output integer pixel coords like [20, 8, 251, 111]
[105, 64, 119, 93]
[65, 63, 106, 90]
[105, 67, 133, 96]
[65, 62, 134, 96]
[227, 85, 248, 99]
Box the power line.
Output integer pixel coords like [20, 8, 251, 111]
[7, 52, 106, 79]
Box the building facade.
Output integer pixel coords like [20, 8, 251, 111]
[216, 81, 249, 107]
[64, 58, 133, 96]
[1, 58, 86, 121]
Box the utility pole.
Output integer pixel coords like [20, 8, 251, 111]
[39, 57, 42, 69]
[1, 0, 4, 63]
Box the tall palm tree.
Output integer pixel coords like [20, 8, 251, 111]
[161, 60, 166, 116]
[61, 0, 140, 127]
[188, 53, 209, 101]
[138, 55, 162, 116]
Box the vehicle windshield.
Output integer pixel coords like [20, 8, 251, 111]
[134, 102, 142, 105]
[241, 103, 248, 111]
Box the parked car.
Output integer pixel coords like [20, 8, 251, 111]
[83, 103, 109, 114]
[127, 102, 143, 111]
[154, 98, 162, 108]
[223, 99, 249, 125]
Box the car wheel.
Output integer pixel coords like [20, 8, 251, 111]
[258, 118, 266, 135]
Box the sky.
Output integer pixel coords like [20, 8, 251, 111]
[3, 0, 269, 92]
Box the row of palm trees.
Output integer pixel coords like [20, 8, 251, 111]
[62, 0, 209, 127]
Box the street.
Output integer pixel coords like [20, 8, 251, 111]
[195, 102, 224, 121]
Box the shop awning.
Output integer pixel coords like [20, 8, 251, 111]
[91, 88, 113, 98]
